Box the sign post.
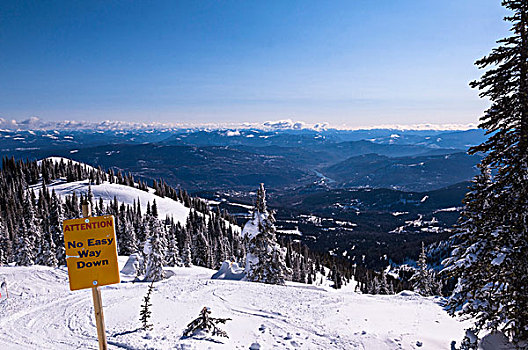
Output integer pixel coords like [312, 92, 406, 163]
[63, 202, 120, 350]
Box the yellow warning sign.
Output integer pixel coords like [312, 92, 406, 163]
[63, 215, 120, 291]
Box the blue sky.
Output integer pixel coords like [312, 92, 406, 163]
[0, 1, 510, 128]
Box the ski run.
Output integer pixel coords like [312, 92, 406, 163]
[0, 259, 473, 350]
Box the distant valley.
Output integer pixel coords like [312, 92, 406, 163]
[0, 126, 485, 267]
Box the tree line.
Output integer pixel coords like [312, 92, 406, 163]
[0, 156, 369, 289]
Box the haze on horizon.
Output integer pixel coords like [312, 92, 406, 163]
[0, 1, 510, 129]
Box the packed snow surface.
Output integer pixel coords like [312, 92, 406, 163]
[0, 262, 472, 349]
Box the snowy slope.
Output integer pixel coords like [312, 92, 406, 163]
[0, 262, 473, 350]
[32, 156, 240, 232]
[36, 156, 98, 172]
[35, 179, 191, 224]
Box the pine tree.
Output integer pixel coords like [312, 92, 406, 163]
[15, 219, 34, 266]
[181, 233, 192, 268]
[243, 184, 290, 285]
[183, 307, 231, 338]
[151, 199, 158, 218]
[49, 191, 65, 265]
[143, 224, 165, 282]
[443, 2, 528, 344]
[0, 220, 11, 265]
[411, 242, 438, 296]
[39, 231, 58, 267]
[119, 215, 138, 256]
[165, 224, 181, 267]
[23, 193, 41, 259]
[192, 230, 209, 267]
[0, 243, 5, 266]
[139, 282, 154, 330]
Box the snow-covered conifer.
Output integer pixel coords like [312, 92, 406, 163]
[192, 230, 209, 267]
[39, 231, 58, 267]
[143, 226, 165, 282]
[411, 242, 438, 296]
[243, 184, 290, 285]
[443, 1, 528, 343]
[181, 235, 192, 268]
[119, 214, 138, 256]
[165, 224, 181, 267]
[49, 191, 65, 265]
[23, 193, 41, 255]
[15, 219, 34, 266]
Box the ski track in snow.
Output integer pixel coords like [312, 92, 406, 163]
[0, 263, 470, 350]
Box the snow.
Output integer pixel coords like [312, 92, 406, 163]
[491, 253, 506, 266]
[277, 228, 302, 236]
[434, 207, 463, 213]
[211, 261, 245, 281]
[35, 179, 191, 225]
[241, 214, 262, 240]
[37, 157, 97, 172]
[479, 332, 515, 350]
[121, 253, 143, 276]
[225, 130, 240, 137]
[228, 202, 254, 210]
[0, 263, 473, 349]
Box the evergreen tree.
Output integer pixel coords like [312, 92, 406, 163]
[139, 282, 154, 331]
[0, 243, 5, 266]
[181, 232, 192, 268]
[443, 2, 528, 344]
[151, 199, 158, 218]
[119, 214, 138, 256]
[378, 271, 390, 295]
[49, 191, 65, 265]
[165, 224, 181, 267]
[143, 227, 165, 282]
[0, 220, 11, 265]
[331, 265, 342, 289]
[411, 242, 438, 296]
[23, 193, 41, 257]
[243, 184, 290, 285]
[192, 230, 209, 267]
[39, 231, 58, 267]
[15, 219, 34, 266]
[183, 307, 231, 338]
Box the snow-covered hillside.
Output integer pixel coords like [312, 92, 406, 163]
[0, 261, 472, 350]
[31, 157, 241, 234]
[33, 179, 191, 225]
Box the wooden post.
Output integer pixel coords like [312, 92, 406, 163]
[82, 201, 108, 350]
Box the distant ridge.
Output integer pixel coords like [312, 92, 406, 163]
[0, 117, 478, 132]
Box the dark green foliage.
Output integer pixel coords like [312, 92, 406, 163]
[443, 1, 528, 344]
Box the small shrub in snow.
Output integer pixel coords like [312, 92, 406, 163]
[139, 282, 154, 331]
[183, 307, 231, 338]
